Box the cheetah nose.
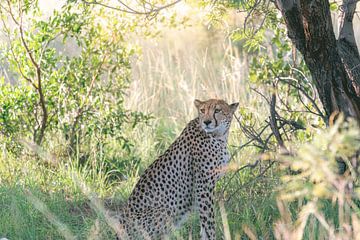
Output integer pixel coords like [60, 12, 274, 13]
[204, 120, 212, 126]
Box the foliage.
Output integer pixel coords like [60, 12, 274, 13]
[0, 1, 150, 160]
[0, 0, 359, 239]
[276, 117, 360, 239]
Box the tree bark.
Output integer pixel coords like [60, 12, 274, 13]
[275, 0, 360, 123]
[338, 0, 360, 98]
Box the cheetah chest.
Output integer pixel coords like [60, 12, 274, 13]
[193, 136, 230, 178]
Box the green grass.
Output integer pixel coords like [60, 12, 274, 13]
[1, 119, 356, 239]
[0, 184, 119, 239]
[1, 186, 87, 239]
[0, 111, 280, 240]
[1, 7, 356, 240]
[0, 133, 280, 239]
[0, 18, 277, 239]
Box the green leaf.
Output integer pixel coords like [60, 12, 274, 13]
[330, 2, 338, 11]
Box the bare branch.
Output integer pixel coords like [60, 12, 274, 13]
[219, 159, 260, 198]
[224, 160, 276, 203]
[269, 85, 287, 152]
[277, 77, 326, 121]
[81, 0, 181, 16]
[242, 0, 270, 39]
[243, 0, 262, 31]
[234, 113, 270, 151]
[250, 87, 270, 104]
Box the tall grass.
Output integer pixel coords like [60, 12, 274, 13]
[125, 21, 270, 167]
[127, 25, 250, 123]
[0, 6, 312, 240]
[0, 19, 278, 238]
[1, 1, 359, 239]
[123, 22, 280, 239]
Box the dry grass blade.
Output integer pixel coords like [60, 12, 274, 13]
[87, 219, 100, 240]
[219, 200, 231, 240]
[242, 224, 258, 240]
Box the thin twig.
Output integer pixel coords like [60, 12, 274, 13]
[220, 159, 260, 197]
[2, 0, 49, 144]
[81, 0, 181, 16]
[269, 84, 286, 150]
[225, 161, 276, 203]
[68, 54, 107, 152]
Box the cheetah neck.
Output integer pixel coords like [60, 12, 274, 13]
[209, 130, 229, 142]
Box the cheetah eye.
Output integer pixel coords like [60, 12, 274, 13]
[200, 108, 205, 114]
[214, 109, 221, 113]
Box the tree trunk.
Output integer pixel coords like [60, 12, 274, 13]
[275, 0, 360, 123]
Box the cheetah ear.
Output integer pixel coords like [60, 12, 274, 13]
[194, 99, 203, 109]
[229, 102, 239, 114]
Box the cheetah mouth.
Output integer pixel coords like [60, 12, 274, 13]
[203, 126, 217, 133]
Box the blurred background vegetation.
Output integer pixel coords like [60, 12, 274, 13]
[0, 0, 359, 239]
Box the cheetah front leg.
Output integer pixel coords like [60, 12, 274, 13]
[195, 184, 216, 240]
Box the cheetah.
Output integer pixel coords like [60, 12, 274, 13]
[116, 99, 239, 240]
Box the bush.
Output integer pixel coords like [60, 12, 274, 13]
[275, 117, 360, 239]
[0, 1, 150, 162]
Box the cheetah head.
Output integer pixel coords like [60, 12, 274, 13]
[194, 99, 239, 137]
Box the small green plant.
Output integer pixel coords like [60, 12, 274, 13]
[0, 0, 150, 159]
[275, 117, 360, 239]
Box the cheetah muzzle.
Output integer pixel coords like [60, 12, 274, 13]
[116, 99, 239, 240]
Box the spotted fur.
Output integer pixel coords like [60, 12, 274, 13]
[116, 99, 239, 240]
